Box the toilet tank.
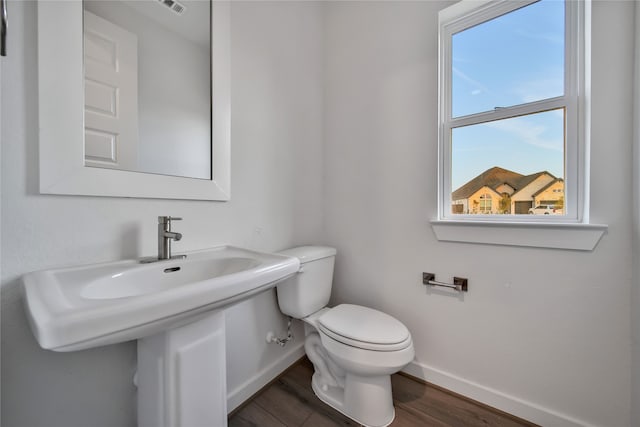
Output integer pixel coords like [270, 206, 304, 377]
[276, 246, 337, 319]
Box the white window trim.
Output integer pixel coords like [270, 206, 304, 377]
[430, 220, 607, 251]
[433, 0, 606, 250]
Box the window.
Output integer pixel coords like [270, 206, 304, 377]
[479, 194, 492, 213]
[438, 0, 585, 223]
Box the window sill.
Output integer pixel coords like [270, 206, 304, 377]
[430, 220, 607, 251]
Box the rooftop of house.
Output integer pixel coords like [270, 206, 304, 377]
[452, 166, 556, 200]
[531, 177, 564, 198]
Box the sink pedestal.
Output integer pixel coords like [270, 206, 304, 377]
[22, 245, 300, 424]
[137, 310, 227, 427]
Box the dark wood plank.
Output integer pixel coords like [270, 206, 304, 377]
[229, 357, 539, 427]
[391, 374, 536, 427]
[301, 412, 353, 427]
[389, 404, 450, 427]
[253, 377, 314, 426]
[228, 401, 288, 427]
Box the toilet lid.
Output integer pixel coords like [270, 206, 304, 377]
[317, 304, 411, 351]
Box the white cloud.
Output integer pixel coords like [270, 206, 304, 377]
[513, 74, 564, 104]
[452, 66, 491, 96]
[484, 115, 563, 152]
[516, 29, 564, 46]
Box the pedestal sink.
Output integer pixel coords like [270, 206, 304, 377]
[22, 246, 300, 427]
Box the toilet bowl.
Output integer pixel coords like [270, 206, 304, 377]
[276, 246, 415, 427]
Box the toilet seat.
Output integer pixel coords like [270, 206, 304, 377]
[317, 304, 411, 352]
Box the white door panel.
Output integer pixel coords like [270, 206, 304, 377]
[84, 11, 138, 169]
[85, 79, 117, 116]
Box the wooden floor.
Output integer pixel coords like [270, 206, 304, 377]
[228, 358, 538, 427]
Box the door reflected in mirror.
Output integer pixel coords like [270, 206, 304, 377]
[83, 0, 211, 180]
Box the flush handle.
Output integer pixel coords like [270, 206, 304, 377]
[1, 0, 7, 57]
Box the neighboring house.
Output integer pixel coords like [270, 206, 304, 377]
[451, 166, 563, 214]
[532, 178, 565, 211]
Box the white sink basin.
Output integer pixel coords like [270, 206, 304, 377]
[80, 257, 261, 300]
[22, 246, 300, 351]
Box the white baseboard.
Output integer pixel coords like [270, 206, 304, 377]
[226, 342, 306, 413]
[402, 360, 595, 427]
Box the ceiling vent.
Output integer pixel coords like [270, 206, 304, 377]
[158, 0, 185, 15]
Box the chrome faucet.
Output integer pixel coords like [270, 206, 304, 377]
[157, 216, 185, 261]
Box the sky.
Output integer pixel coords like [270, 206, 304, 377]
[450, 0, 565, 190]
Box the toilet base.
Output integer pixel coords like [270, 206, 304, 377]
[311, 371, 395, 427]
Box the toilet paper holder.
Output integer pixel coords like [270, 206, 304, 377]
[422, 273, 468, 292]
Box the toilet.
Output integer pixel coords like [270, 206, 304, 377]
[276, 246, 414, 427]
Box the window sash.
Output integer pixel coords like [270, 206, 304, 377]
[438, 0, 584, 223]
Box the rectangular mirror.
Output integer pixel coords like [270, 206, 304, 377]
[38, 0, 230, 200]
[83, 0, 211, 179]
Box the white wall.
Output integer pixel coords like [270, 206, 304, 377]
[0, 1, 323, 426]
[323, 1, 634, 426]
[632, 2, 640, 425]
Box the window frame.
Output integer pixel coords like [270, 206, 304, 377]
[437, 0, 586, 224]
[479, 194, 492, 213]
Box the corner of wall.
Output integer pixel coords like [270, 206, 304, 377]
[226, 342, 305, 413]
[631, 1, 640, 425]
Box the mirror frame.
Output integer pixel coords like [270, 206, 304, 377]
[37, 0, 230, 201]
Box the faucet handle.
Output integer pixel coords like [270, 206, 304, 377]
[158, 216, 183, 223]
